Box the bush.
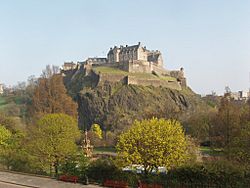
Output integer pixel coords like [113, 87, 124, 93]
[86, 158, 138, 186]
[59, 154, 89, 183]
[167, 161, 250, 187]
[86, 158, 250, 187]
[87, 158, 119, 183]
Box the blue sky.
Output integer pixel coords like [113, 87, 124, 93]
[0, 0, 249, 94]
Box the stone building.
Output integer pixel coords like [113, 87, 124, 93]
[107, 42, 164, 73]
[61, 42, 187, 88]
[62, 62, 77, 70]
[85, 57, 107, 65]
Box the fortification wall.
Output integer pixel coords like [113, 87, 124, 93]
[98, 73, 126, 85]
[126, 76, 181, 90]
[92, 63, 119, 69]
[151, 64, 170, 76]
[120, 61, 152, 73]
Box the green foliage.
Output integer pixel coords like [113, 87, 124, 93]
[0, 113, 20, 132]
[167, 161, 250, 187]
[60, 153, 89, 181]
[225, 122, 250, 166]
[0, 130, 35, 172]
[86, 158, 138, 186]
[185, 110, 216, 143]
[0, 125, 11, 147]
[116, 118, 188, 173]
[87, 158, 119, 183]
[91, 124, 103, 139]
[27, 113, 81, 176]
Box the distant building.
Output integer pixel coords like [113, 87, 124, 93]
[226, 90, 249, 101]
[62, 62, 77, 71]
[239, 91, 248, 99]
[0, 84, 3, 95]
[85, 57, 107, 65]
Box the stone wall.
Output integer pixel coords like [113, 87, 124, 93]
[98, 73, 126, 86]
[151, 64, 170, 75]
[126, 76, 181, 90]
[170, 69, 187, 87]
[120, 60, 152, 73]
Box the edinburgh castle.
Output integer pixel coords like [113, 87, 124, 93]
[61, 42, 187, 90]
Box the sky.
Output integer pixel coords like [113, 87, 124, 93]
[0, 0, 250, 95]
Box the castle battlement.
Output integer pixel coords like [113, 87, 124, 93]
[61, 42, 187, 88]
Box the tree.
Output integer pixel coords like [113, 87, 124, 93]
[27, 114, 81, 176]
[0, 130, 32, 171]
[0, 114, 17, 132]
[91, 124, 103, 139]
[214, 97, 241, 147]
[29, 67, 78, 119]
[116, 118, 188, 174]
[0, 125, 11, 147]
[185, 110, 216, 144]
[226, 122, 250, 166]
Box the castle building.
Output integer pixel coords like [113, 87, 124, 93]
[62, 62, 77, 70]
[85, 57, 107, 65]
[107, 42, 163, 71]
[61, 42, 187, 88]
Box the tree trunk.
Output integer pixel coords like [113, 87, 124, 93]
[54, 159, 59, 178]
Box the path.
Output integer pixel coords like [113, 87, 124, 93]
[0, 171, 102, 188]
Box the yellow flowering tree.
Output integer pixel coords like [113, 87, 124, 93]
[91, 124, 103, 139]
[0, 125, 11, 147]
[116, 118, 187, 174]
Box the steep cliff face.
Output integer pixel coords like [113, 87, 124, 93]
[77, 82, 205, 131]
[63, 68, 206, 131]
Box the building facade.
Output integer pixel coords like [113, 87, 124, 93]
[107, 42, 163, 68]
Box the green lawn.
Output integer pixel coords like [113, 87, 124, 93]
[0, 96, 8, 110]
[200, 146, 223, 156]
[93, 147, 116, 154]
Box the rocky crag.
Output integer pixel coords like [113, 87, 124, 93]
[63, 68, 206, 131]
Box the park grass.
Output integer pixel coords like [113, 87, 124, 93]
[200, 146, 223, 156]
[0, 95, 26, 115]
[0, 96, 8, 110]
[93, 146, 116, 154]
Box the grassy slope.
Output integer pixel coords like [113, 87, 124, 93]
[0, 95, 26, 114]
[93, 66, 177, 81]
[0, 96, 8, 110]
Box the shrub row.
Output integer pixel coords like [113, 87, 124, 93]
[85, 158, 250, 188]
